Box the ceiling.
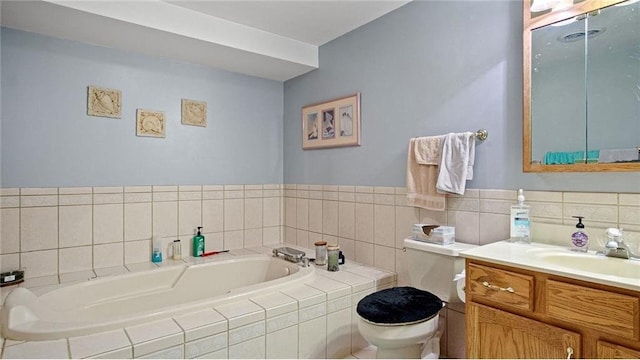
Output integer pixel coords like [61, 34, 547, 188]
[0, 0, 410, 81]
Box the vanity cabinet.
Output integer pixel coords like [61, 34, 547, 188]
[466, 260, 640, 358]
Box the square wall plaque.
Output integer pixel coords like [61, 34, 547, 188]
[136, 109, 166, 138]
[181, 99, 207, 127]
[87, 86, 122, 118]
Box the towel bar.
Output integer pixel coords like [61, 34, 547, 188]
[474, 129, 488, 141]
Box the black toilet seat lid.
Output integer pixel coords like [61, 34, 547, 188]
[356, 286, 443, 325]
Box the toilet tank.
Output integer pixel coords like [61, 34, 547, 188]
[403, 238, 477, 303]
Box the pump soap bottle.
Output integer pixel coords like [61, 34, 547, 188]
[510, 189, 531, 244]
[570, 216, 588, 252]
[193, 226, 205, 257]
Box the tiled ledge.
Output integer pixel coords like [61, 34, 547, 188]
[1, 243, 395, 359]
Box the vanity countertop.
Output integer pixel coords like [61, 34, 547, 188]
[460, 240, 640, 292]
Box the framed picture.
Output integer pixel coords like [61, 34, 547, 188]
[181, 99, 207, 127]
[87, 86, 121, 118]
[136, 109, 166, 138]
[302, 93, 360, 150]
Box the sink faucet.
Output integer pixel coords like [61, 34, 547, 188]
[604, 228, 638, 260]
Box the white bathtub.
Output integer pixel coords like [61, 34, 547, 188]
[1, 254, 315, 341]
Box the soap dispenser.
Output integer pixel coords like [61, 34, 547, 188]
[510, 189, 531, 244]
[570, 216, 589, 252]
[193, 226, 205, 257]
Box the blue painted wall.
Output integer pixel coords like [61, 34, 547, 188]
[1, 28, 284, 187]
[283, 1, 640, 192]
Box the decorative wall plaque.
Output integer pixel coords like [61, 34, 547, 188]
[87, 86, 122, 118]
[181, 99, 207, 127]
[136, 109, 166, 138]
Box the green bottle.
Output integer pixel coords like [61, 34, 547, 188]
[193, 226, 205, 257]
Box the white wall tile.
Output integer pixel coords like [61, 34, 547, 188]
[446, 210, 480, 245]
[94, 204, 123, 244]
[124, 202, 152, 241]
[59, 205, 92, 248]
[564, 192, 617, 205]
[153, 201, 178, 237]
[308, 199, 323, 234]
[179, 200, 202, 236]
[295, 198, 309, 230]
[228, 336, 265, 359]
[323, 200, 338, 236]
[373, 244, 395, 272]
[263, 227, 281, 245]
[93, 242, 123, 269]
[140, 344, 183, 359]
[373, 205, 394, 247]
[298, 316, 326, 359]
[479, 213, 510, 245]
[59, 246, 92, 273]
[21, 207, 58, 251]
[59, 194, 92, 206]
[125, 319, 183, 357]
[266, 325, 298, 359]
[185, 333, 227, 359]
[244, 198, 263, 230]
[354, 240, 374, 266]
[224, 199, 244, 231]
[355, 203, 374, 243]
[395, 206, 419, 248]
[21, 249, 58, 278]
[20, 195, 58, 207]
[1, 208, 19, 254]
[244, 228, 263, 248]
[1, 253, 19, 273]
[327, 307, 352, 359]
[263, 197, 280, 227]
[338, 201, 355, 239]
[224, 230, 244, 250]
[203, 200, 224, 233]
[125, 239, 151, 264]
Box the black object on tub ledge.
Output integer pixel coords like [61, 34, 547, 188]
[1, 270, 24, 287]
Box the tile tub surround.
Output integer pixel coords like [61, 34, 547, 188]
[0, 244, 396, 359]
[2, 184, 638, 286]
[282, 185, 640, 286]
[0, 185, 284, 278]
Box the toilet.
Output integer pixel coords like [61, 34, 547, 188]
[356, 238, 476, 359]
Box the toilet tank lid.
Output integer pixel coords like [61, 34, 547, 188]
[404, 238, 477, 256]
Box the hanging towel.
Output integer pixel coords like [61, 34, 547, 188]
[598, 148, 639, 163]
[413, 136, 442, 165]
[436, 132, 475, 195]
[406, 137, 446, 211]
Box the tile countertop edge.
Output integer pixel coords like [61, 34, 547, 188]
[459, 240, 640, 293]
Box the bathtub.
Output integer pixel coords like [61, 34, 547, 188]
[1, 254, 315, 341]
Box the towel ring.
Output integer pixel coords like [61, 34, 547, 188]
[475, 129, 488, 141]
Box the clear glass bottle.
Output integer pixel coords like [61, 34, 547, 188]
[314, 241, 327, 265]
[172, 239, 182, 260]
[327, 244, 340, 272]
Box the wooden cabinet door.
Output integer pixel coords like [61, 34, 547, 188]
[597, 340, 640, 358]
[467, 303, 581, 359]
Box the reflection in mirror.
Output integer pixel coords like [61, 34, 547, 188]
[525, 0, 640, 172]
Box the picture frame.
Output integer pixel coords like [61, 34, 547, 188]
[136, 109, 166, 138]
[181, 98, 207, 127]
[302, 93, 360, 150]
[87, 86, 121, 118]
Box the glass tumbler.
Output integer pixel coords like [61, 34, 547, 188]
[314, 241, 327, 265]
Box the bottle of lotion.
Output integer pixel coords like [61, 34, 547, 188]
[193, 226, 205, 257]
[570, 216, 588, 252]
[510, 189, 531, 244]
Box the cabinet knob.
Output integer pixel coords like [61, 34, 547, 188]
[566, 347, 574, 359]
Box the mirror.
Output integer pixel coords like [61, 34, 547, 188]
[523, 0, 640, 172]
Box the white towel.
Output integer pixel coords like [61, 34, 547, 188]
[406, 137, 446, 211]
[436, 132, 475, 195]
[598, 148, 639, 163]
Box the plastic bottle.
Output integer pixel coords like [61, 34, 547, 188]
[172, 239, 182, 260]
[193, 226, 205, 257]
[570, 216, 588, 252]
[510, 189, 531, 244]
[152, 236, 163, 263]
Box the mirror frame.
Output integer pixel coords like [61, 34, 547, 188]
[523, 0, 639, 172]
